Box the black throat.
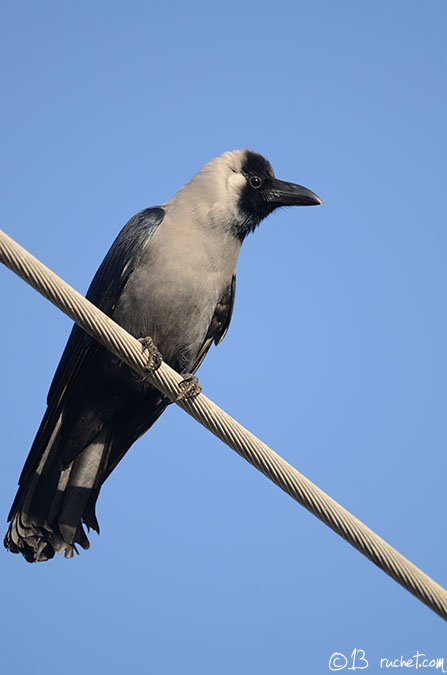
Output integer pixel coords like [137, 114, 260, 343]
[234, 150, 277, 241]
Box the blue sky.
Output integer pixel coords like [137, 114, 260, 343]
[1, 1, 446, 673]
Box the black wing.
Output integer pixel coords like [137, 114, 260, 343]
[47, 206, 165, 403]
[192, 274, 236, 372]
[17, 207, 165, 486]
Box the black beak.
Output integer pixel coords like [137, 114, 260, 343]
[269, 178, 322, 207]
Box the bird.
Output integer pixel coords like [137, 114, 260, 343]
[4, 149, 321, 562]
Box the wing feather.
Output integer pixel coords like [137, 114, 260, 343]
[192, 275, 236, 373]
[17, 207, 165, 487]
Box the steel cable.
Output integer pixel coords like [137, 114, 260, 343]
[1, 228, 446, 620]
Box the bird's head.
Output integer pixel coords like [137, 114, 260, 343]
[167, 149, 321, 241]
[232, 149, 322, 239]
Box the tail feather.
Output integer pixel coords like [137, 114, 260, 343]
[5, 388, 170, 562]
[58, 429, 107, 544]
[4, 429, 109, 562]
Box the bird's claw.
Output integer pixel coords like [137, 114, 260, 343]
[138, 336, 162, 376]
[176, 374, 202, 401]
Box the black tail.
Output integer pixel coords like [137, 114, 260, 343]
[5, 427, 112, 561]
[5, 390, 169, 562]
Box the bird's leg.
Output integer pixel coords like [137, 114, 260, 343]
[176, 374, 202, 401]
[137, 336, 163, 377]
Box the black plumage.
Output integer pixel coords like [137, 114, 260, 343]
[5, 149, 320, 562]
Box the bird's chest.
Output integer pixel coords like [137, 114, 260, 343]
[113, 229, 237, 369]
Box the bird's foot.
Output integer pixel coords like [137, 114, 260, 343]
[176, 374, 202, 401]
[137, 336, 163, 377]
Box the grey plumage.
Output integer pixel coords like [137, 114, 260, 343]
[4, 149, 321, 562]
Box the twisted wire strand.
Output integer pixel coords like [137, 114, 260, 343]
[1, 227, 446, 620]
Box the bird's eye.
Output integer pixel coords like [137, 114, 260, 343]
[249, 176, 262, 189]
